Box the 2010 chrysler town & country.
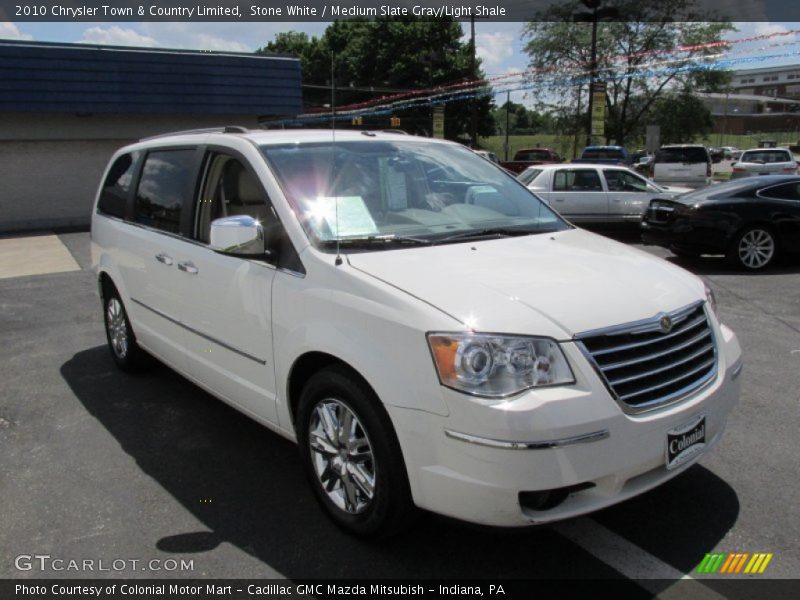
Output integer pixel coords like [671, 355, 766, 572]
[91, 128, 742, 536]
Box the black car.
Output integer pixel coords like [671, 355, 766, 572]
[641, 175, 800, 270]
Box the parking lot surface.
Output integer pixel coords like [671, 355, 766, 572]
[1, 231, 798, 592]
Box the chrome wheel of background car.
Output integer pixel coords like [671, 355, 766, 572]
[738, 228, 775, 269]
[308, 398, 375, 514]
[106, 297, 129, 359]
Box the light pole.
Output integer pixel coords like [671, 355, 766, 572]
[470, 15, 478, 147]
[573, 0, 618, 147]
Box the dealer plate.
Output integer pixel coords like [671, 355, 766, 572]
[666, 414, 706, 470]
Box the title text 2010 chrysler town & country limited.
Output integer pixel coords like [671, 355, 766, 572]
[91, 128, 742, 536]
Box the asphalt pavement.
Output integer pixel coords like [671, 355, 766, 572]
[1, 231, 798, 594]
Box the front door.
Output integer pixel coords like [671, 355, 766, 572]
[175, 150, 285, 424]
[603, 168, 658, 221]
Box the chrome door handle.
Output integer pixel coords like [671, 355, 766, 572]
[177, 261, 199, 275]
[155, 253, 173, 266]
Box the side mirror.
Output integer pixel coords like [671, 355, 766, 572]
[209, 215, 265, 256]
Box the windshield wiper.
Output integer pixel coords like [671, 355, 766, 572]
[323, 234, 433, 248]
[434, 227, 551, 244]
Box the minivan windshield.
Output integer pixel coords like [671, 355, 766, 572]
[261, 140, 569, 249]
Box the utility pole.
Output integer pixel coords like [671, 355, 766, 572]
[470, 14, 478, 147]
[573, 1, 618, 148]
[573, 84, 582, 160]
[330, 52, 336, 130]
[585, 6, 598, 147]
[504, 90, 510, 161]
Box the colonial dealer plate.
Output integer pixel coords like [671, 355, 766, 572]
[666, 414, 706, 470]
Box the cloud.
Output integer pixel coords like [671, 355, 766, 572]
[0, 22, 33, 41]
[79, 26, 159, 47]
[192, 33, 250, 53]
[139, 23, 266, 52]
[475, 32, 515, 70]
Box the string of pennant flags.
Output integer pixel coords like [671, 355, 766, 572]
[271, 36, 800, 127]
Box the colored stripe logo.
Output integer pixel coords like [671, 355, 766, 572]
[696, 552, 773, 574]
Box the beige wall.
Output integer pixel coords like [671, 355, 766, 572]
[0, 113, 263, 233]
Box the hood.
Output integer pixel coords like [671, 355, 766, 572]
[659, 184, 694, 196]
[346, 229, 704, 339]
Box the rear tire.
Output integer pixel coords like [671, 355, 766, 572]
[728, 226, 777, 270]
[103, 286, 153, 372]
[296, 365, 416, 537]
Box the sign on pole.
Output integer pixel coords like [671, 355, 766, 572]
[590, 81, 606, 138]
[432, 106, 445, 139]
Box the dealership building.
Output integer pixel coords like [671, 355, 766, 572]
[0, 40, 302, 233]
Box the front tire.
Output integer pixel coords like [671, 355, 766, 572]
[729, 226, 777, 270]
[296, 366, 416, 537]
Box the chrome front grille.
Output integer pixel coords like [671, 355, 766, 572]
[576, 302, 717, 413]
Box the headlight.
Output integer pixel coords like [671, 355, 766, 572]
[427, 333, 574, 398]
[704, 283, 717, 316]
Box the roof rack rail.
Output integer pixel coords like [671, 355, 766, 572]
[140, 126, 249, 142]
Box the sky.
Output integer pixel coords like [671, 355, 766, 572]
[1, 20, 798, 106]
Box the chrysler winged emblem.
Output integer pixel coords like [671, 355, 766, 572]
[660, 314, 673, 333]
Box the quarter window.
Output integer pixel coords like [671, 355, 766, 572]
[761, 182, 800, 200]
[553, 169, 602, 192]
[134, 149, 196, 234]
[97, 152, 140, 218]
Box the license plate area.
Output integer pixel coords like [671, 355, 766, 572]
[666, 414, 706, 470]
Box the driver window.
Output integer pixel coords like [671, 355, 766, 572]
[196, 153, 279, 244]
[604, 170, 648, 192]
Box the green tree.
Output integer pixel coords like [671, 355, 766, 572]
[258, 18, 495, 139]
[651, 92, 713, 144]
[523, 0, 733, 145]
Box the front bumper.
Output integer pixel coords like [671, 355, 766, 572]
[388, 324, 742, 527]
[640, 219, 728, 254]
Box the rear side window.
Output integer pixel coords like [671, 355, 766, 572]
[760, 182, 800, 200]
[656, 147, 709, 163]
[97, 152, 140, 218]
[134, 150, 196, 234]
[553, 169, 602, 192]
[740, 150, 793, 163]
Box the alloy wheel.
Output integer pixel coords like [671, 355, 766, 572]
[738, 229, 775, 269]
[308, 398, 375, 514]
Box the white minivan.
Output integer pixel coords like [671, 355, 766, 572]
[92, 128, 742, 536]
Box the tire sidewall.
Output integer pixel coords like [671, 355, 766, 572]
[296, 368, 407, 536]
[103, 290, 138, 370]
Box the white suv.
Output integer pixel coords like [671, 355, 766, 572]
[651, 144, 712, 188]
[91, 128, 742, 536]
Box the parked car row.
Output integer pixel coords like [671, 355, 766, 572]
[642, 175, 800, 270]
[518, 164, 690, 224]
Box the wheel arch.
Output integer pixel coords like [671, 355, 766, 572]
[287, 351, 373, 428]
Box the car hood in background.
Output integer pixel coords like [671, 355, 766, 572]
[658, 184, 693, 196]
[346, 229, 704, 339]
